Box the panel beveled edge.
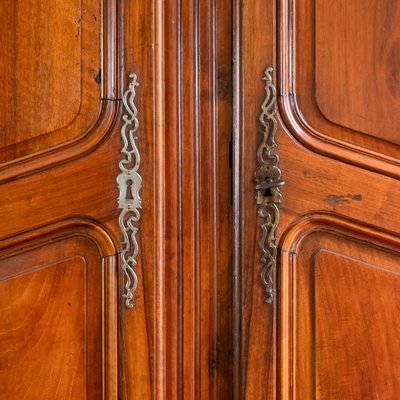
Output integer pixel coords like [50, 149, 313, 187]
[277, 212, 400, 400]
[0, 217, 118, 258]
[276, 0, 400, 179]
[0, 217, 119, 400]
[0, 0, 120, 184]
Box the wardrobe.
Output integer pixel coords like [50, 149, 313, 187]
[1, 0, 399, 399]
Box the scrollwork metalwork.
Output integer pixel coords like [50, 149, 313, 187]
[118, 73, 142, 308]
[254, 67, 285, 304]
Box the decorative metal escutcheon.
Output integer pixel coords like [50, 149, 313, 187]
[118, 73, 142, 308]
[254, 67, 285, 304]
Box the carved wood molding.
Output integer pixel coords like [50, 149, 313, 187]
[277, 0, 400, 178]
[279, 213, 400, 399]
[0, 217, 117, 257]
[0, 0, 120, 183]
[0, 218, 118, 399]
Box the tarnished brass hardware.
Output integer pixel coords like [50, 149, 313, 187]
[254, 67, 284, 304]
[255, 178, 285, 191]
[118, 73, 142, 309]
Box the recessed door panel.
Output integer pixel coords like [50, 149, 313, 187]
[280, 218, 400, 399]
[315, 0, 400, 146]
[314, 250, 400, 399]
[0, 0, 117, 166]
[0, 230, 117, 400]
[278, 0, 400, 175]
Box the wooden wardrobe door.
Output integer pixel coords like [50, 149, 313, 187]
[0, 2, 119, 399]
[0, 0, 234, 399]
[235, 0, 400, 399]
[0, 1, 164, 399]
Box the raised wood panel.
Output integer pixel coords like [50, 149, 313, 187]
[314, 251, 400, 399]
[0, 257, 90, 399]
[1, 0, 87, 144]
[0, 0, 119, 172]
[277, 0, 400, 177]
[0, 224, 117, 399]
[315, 0, 400, 146]
[279, 216, 400, 400]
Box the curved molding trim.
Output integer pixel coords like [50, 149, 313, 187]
[0, 100, 120, 184]
[277, 0, 400, 179]
[0, 216, 118, 399]
[0, 0, 120, 184]
[278, 212, 400, 399]
[280, 213, 400, 255]
[0, 217, 118, 258]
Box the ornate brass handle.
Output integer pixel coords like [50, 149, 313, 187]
[117, 73, 142, 308]
[254, 67, 284, 304]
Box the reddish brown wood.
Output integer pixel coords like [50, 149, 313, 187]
[315, 252, 400, 399]
[0, 1, 153, 399]
[0, 225, 117, 400]
[161, 1, 233, 399]
[278, 0, 400, 177]
[1, 0, 233, 397]
[120, 1, 158, 398]
[2, 0, 400, 398]
[233, 0, 277, 398]
[280, 216, 400, 399]
[236, 0, 400, 399]
[315, 0, 400, 146]
[1, 0, 89, 146]
[0, 0, 120, 167]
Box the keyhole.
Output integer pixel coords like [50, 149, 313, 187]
[126, 179, 134, 200]
[263, 188, 272, 197]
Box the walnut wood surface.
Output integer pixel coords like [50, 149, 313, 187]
[314, 252, 400, 399]
[1, 0, 400, 398]
[236, 0, 400, 399]
[0, 0, 103, 163]
[150, 1, 233, 399]
[277, 0, 400, 177]
[0, 0, 119, 174]
[1, 1, 124, 399]
[0, 230, 116, 400]
[280, 218, 400, 399]
[315, 0, 400, 146]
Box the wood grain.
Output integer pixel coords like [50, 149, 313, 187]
[0, 0, 83, 145]
[0, 0, 119, 173]
[315, 251, 400, 399]
[233, 0, 276, 398]
[0, 231, 118, 399]
[277, 0, 400, 178]
[0, 0, 235, 398]
[0, 257, 89, 399]
[120, 0, 162, 398]
[279, 216, 400, 399]
[162, 0, 233, 398]
[0, 0, 123, 398]
[236, 0, 400, 399]
[2, 0, 400, 398]
[316, 0, 400, 145]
